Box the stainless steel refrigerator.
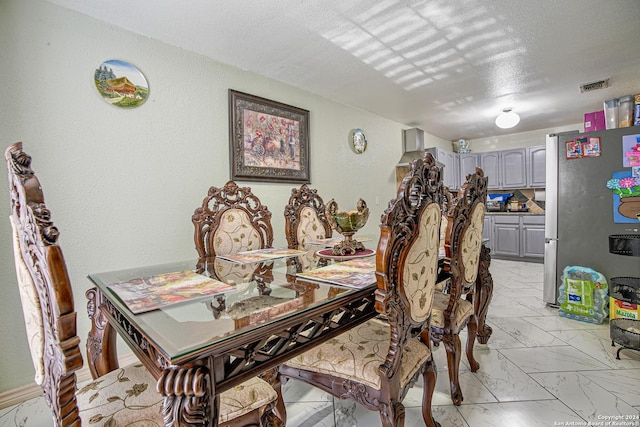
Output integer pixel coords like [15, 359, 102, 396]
[543, 127, 640, 305]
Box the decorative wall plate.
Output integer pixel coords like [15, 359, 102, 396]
[350, 128, 367, 154]
[94, 59, 149, 108]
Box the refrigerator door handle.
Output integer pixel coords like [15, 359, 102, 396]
[545, 237, 558, 244]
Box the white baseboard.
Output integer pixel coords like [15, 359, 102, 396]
[0, 353, 139, 410]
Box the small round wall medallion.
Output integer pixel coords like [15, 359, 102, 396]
[94, 59, 149, 108]
[350, 128, 367, 154]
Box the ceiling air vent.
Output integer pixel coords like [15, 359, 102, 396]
[579, 79, 609, 93]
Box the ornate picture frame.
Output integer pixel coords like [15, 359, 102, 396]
[229, 89, 310, 183]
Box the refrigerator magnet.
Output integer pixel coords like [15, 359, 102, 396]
[566, 139, 583, 159]
[622, 134, 640, 167]
[582, 137, 601, 157]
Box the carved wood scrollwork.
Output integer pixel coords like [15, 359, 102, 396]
[192, 180, 273, 258]
[376, 152, 443, 379]
[283, 183, 331, 249]
[157, 365, 212, 426]
[6, 142, 83, 426]
[474, 245, 494, 344]
[101, 297, 170, 370]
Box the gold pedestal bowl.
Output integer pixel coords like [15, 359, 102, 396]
[326, 198, 369, 255]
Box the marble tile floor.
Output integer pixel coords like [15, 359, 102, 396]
[2, 259, 640, 426]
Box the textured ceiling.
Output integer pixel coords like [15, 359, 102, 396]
[48, 0, 640, 141]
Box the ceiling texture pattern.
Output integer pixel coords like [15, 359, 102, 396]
[48, 0, 640, 141]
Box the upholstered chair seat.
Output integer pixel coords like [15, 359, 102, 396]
[431, 293, 474, 331]
[74, 364, 277, 425]
[284, 318, 431, 390]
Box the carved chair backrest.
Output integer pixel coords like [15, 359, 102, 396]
[443, 168, 488, 294]
[5, 142, 83, 426]
[283, 184, 332, 249]
[375, 152, 443, 378]
[192, 180, 273, 258]
[439, 187, 457, 256]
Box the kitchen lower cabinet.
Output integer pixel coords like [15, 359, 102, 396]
[488, 214, 544, 261]
[522, 216, 545, 258]
[493, 215, 521, 257]
[483, 216, 493, 250]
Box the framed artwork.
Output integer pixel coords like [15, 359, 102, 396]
[229, 90, 310, 183]
[94, 59, 148, 108]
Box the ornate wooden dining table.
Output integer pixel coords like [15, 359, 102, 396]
[85, 252, 380, 427]
[85, 244, 494, 427]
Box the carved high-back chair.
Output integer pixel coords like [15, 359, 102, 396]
[6, 142, 282, 427]
[279, 153, 443, 427]
[283, 183, 332, 269]
[429, 167, 488, 406]
[193, 180, 273, 258]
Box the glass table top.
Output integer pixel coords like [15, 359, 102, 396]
[88, 253, 376, 362]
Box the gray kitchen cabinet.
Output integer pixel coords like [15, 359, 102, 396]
[426, 148, 459, 189]
[459, 153, 480, 185]
[489, 214, 545, 261]
[438, 148, 460, 190]
[492, 215, 520, 257]
[500, 148, 527, 188]
[480, 148, 530, 189]
[483, 215, 493, 250]
[522, 216, 545, 258]
[527, 145, 546, 187]
[480, 152, 500, 190]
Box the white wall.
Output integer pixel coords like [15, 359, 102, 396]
[0, 0, 452, 393]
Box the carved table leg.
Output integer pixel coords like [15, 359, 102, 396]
[260, 367, 287, 424]
[157, 365, 215, 427]
[86, 287, 119, 379]
[474, 245, 494, 344]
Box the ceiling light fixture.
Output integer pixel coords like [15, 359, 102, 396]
[495, 108, 520, 129]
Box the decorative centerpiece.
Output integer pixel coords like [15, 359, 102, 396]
[326, 198, 369, 255]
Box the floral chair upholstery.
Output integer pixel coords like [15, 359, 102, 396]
[193, 180, 273, 258]
[429, 167, 488, 406]
[283, 184, 332, 270]
[5, 142, 282, 427]
[279, 153, 443, 427]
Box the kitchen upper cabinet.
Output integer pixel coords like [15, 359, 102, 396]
[426, 148, 459, 189]
[459, 153, 480, 185]
[480, 152, 500, 189]
[500, 149, 527, 188]
[437, 148, 460, 190]
[480, 148, 528, 189]
[527, 145, 546, 187]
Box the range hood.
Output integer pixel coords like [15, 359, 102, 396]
[398, 128, 426, 165]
